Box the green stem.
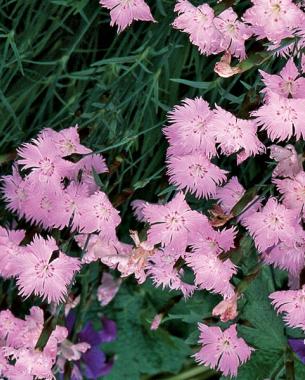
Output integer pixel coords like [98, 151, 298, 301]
[160, 367, 217, 380]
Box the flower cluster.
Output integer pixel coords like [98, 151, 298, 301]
[0, 307, 67, 379]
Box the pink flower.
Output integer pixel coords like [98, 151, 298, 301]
[79, 191, 121, 237]
[143, 192, 207, 251]
[40, 126, 91, 157]
[2, 166, 31, 218]
[270, 144, 303, 178]
[15, 235, 81, 304]
[263, 234, 305, 275]
[163, 97, 217, 158]
[131, 199, 152, 222]
[243, 0, 305, 43]
[0, 227, 25, 278]
[97, 272, 121, 306]
[210, 106, 265, 164]
[17, 135, 72, 185]
[147, 248, 195, 297]
[150, 313, 163, 331]
[214, 51, 241, 78]
[173, 1, 221, 55]
[270, 286, 305, 330]
[99, 0, 155, 33]
[194, 324, 253, 377]
[274, 172, 305, 216]
[212, 294, 239, 322]
[243, 198, 300, 252]
[75, 154, 108, 194]
[260, 59, 305, 99]
[252, 91, 305, 141]
[214, 8, 252, 59]
[186, 249, 237, 298]
[167, 153, 227, 199]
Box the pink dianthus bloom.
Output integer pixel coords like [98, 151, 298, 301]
[263, 233, 305, 275]
[210, 106, 265, 164]
[212, 293, 239, 322]
[0, 227, 25, 278]
[214, 8, 252, 59]
[147, 248, 195, 297]
[252, 91, 305, 141]
[167, 153, 227, 199]
[40, 126, 91, 157]
[260, 59, 305, 99]
[163, 97, 217, 158]
[15, 235, 81, 304]
[17, 135, 72, 185]
[243, 0, 305, 43]
[2, 166, 31, 218]
[99, 0, 155, 33]
[173, 0, 221, 55]
[270, 144, 303, 178]
[270, 286, 305, 330]
[143, 192, 207, 251]
[243, 197, 300, 252]
[194, 323, 253, 377]
[186, 249, 237, 298]
[274, 171, 305, 216]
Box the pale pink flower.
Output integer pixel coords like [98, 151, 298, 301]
[210, 106, 265, 164]
[99, 0, 155, 33]
[0, 227, 25, 278]
[2, 166, 31, 218]
[243, 198, 300, 252]
[243, 0, 305, 43]
[270, 286, 305, 330]
[0, 309, 24, 347]
[263, 235, 305, 275]
[194, 324, 253, 377]
[97, 272, 122, 306]
[147, 248, 195, 297]
[41, 126, 91, 156]
[143, 192, 207, 251]
[214, 8, 252, 59]
[186, 249, 237, 298]
[252, 91, 305, 141]
[164, 97, 217, 158]
[214, 51, 241, 78]
[260, 59, 305, 99]
[167, 153, 227, 199]
[274, 172, 305, 216]
[270, 144, 303, 178]
[75, 154, 108, 194]
[131, 199, 152, 222]
[59, 340, 90, 361]
[150, 313, 163, 331]
[79, 191, 121, 237]
[16, 235, 81, 304]
[17, 135, 72, 185]
[173, 1, 221, 55]
[212, 293, 239, 322]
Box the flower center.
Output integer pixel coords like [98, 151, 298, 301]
[38, 158, 55, 176]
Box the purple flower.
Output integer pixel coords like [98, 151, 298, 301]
[289, 338, 305, 364]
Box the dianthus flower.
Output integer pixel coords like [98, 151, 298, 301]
[260, 59, 305, 99]
[16, 235, 81, 304]
[194, 324, 253, 377]
[212, 293, 239, 322]
[186, 249, 237, 298]
[167, 153, 227, 199]
[252, 91, 305, 141]
[214, 8, 252, 59]
[97, 272, 122, 306]
[263, 233, 305, 275]
[173, 0, 221, 55]
[270, 144, 303, 178]
[143, 192, 207, 251]
[274, 171, 305, 216]
[147, 248, 195, 297]
[0, 227, 25, 278]
[99, 0, 155, 33]
[243, 197, 300, 252]
[164, 97, 217, 158]
[210, 106, 265, 164]
[243, 0, 305, 44]
[270, 286, 305, 330]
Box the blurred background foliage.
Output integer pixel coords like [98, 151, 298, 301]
[0, 1, 303, 379]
